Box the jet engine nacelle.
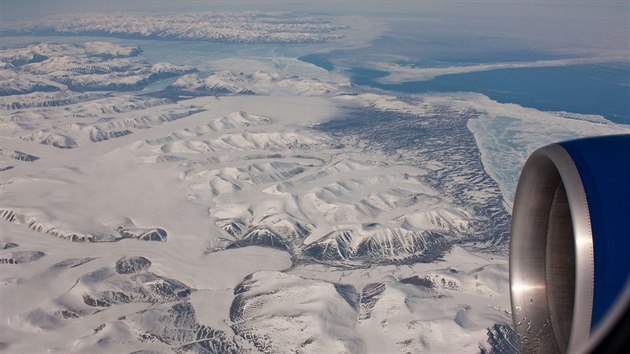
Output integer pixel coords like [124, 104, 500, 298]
[510, 135, 630, 353]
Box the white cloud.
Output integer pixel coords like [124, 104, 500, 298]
[371, 56, 628, 84]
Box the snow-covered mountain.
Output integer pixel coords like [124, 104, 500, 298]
[159, 71, 344, 99]
[0, 42, 196, 96]
[3, 12, 347, 44]
[2, 39, 628, 353]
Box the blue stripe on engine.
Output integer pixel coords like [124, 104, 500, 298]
[560, 135, 630, 330]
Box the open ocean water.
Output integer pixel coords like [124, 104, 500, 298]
[343, 63, 630, 125]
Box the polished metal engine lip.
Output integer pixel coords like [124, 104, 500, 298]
[510, 144, 594, 353]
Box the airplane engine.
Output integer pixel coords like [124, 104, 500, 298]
[510, 135, 630, 353]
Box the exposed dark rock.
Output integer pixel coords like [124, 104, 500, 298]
[115, 256, 152, 274]
[400, 276, 435, 289]
[128, 301, 243, 353]
[480, 324, 520, 354]
[0, 84, 59, 96]
[227, 227, 289, 251]
[89, 129, 133, 142]
[0, 251, 45, 265]
[0, 242, 18, 249]
[359, 283, 386, 321]
[334, 283, 359, 311]
[51, 257, 96, 270]
[115, 227, 167, 242]
[59, 309, 80, 319]
[83, 294, 111, 308]
[8, 150, 39, 162]
[316, 107, 511, 253]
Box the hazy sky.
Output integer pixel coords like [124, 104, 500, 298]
[1, 0, 627, 18]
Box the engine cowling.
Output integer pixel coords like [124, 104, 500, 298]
[510, 135, 630, 353]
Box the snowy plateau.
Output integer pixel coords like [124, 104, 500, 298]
[1, 14, 629, 354]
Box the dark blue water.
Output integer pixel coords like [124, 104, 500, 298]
[347, 63, 630, 124]
[298, 53, 335, 71]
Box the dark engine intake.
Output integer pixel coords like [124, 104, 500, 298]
[510, 135, 630, 353]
